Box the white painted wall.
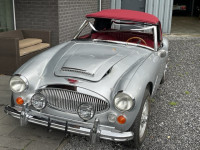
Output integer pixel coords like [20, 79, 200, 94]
[145, 0, 173, 34]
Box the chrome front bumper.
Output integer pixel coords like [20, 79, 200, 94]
[4, 105, 134, 143]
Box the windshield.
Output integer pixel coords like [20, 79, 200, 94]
[74, 18, 158, 51]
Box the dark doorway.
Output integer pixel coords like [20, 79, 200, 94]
[171, 0, 200, 34]
[173, 0, 200, 16]
[121, 0, 146, 12]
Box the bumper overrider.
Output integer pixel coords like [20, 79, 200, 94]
[4, 105, 134, 143]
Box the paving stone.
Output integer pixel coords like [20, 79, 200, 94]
[0, 147, 19, 150]
[8, 123, 64, 143]
[0, 75, 10, 91]
[0, 91, 11, 105]
[0, 124, 17, 136]
[0, 115, 20, 127]
[0, 136, 31, 149]
[0, 85, 10, 91]
[0, 106, 7, 119]
[25, 140, 61, 150]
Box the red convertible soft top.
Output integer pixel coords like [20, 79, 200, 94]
[86, 9, 159, 25]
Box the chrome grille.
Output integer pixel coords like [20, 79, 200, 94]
[40, 88, 109, 114]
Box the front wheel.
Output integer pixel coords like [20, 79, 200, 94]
[160, 70, 166, 84]
[124, 88, 150, 149]
[160, 64, 167, 84]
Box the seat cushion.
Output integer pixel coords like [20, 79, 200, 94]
[20, 43, 50, 56]
[19, 38, 42, 49]
[91, 33, 117, 40]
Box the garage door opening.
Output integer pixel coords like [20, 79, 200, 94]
[171, 0, 200, 34]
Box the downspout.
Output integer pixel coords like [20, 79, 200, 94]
[191, 0, 195, 16]
[12, 0, 16, 30]
[99, 0, 102, 11]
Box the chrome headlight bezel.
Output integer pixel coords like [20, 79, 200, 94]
[10, 75, 29, 93]
[77, 103, 95, 121]
[114, 92, 135, 111]
[31, 93, 46, 110]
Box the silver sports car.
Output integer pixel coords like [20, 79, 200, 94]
[5, 9, 168, 148]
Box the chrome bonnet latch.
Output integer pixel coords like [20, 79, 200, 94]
[90, 118, 100, 144]
[20, 103, 29, 126]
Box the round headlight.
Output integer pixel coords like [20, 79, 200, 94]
[114, 93, 135, 111]
[31, 93, 46, 110]
[77, 103, 95, 121]
[10, 76, 28, 93]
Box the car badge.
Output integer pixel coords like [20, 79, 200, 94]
[67, 78, 78, 84]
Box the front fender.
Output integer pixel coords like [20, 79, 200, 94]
[12, 42, 69, 105]
[112, 51, 163, 131]
[107, 53, 153, 131]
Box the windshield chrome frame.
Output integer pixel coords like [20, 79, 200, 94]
[73, 20, 158, 51]
[93, 39, 154, 51]
[73, 20, 89, 39]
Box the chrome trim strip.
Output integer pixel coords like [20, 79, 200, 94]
[153, 26, 158, 51]
[130, 26, 155, 31]
[89, 22, 98, 32]
[73, 20, 89, 39]
[61, 67, 94, 76]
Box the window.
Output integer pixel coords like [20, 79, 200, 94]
[0, 0, 14, 32]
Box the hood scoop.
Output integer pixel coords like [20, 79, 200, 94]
[54, 43, 130, 81]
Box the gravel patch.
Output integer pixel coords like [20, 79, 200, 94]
[60, 37, 200, 150]
[141, 37, 200, 150]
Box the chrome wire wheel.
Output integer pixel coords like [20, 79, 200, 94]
[139, 98, 149, 139]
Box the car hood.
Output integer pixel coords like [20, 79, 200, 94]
[14, 41, 152, 101]
[54, 42, 148, 81]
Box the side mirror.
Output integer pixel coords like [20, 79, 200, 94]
[158, 50, 167, 58]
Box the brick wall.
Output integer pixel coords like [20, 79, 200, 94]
[102, 0, 111, 10]
[58, 0, 111, 43]
[15, 0, 111, 45]
[58, 0, 98, 43]
[15, 0, 59, 46]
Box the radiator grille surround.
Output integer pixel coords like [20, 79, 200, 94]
[39, 88, 109, 114]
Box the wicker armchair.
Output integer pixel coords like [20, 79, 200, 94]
[0, 29, 51, 75]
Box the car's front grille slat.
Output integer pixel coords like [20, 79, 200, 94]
[40, 88, 109, 114]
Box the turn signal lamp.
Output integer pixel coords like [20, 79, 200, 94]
[117, 115, 126, 124]
[16, 97, 24, 105]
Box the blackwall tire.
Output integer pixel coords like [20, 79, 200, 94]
[160, 72, 165, 84]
